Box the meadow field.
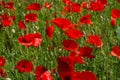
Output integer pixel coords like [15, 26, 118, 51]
[0, 0, 120, 80]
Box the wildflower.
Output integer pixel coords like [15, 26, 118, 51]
[25, 13, 39, 22]
[0, 68, 7, 77]
[80, 14, 93, 24]
[111, 9, 120, 18]
[86, 35, 103, 48]
[35, 71, 53, 80]
[46, 26, 54, 39]
[78, 46, 95, 59]
[62, 39, 78, 51]
[51, 18, 74, 31]
[18, 20, 26, 30]
[0, 56, 6, 67]
[65, 29, 84, 39]
[18, 33, 42, 47]
[44, 2, 52, 9]
[34, 66, 47, 77]
[110, 46, 120, 59]
[3, 2, 15, 10]
[89, 1, 105, 12]
[26, 3, 41, 11]
[15, 60, 33, 73]
[71, 71, 98, 80]
[111, 18, 116, 26]
[1, 13, 14, 27]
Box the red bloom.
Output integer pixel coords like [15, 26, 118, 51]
[80, 14, 93, 24]
[111, 18, 116, 26]
[89, 1, 104, 12]
[34, 66, 47, 77]
[51, 18, 74, 31]
[0, 68, 7, 77]
[46, 26, 54, 39]
[18, 20, 26, 30]
[63, 1, 73, 12]
[118, 0, 120, 3]
[25, 13, 38, 22]
[110, 46, 120, 59]
[26, 3, 41, 11]
[15, 60, 33, 73]
[59, 72, 73, 80]
[111, 9, 120, 18]
[97, 0, 108, 6]
[36, 71, 53, 80]
[0, 56, 6, 67]
[72, 3, 82, 13]
[86, 35, 103, 48]
[44, 2, 52, 9]
[10, 16, 16, 21]
[71, 71, 97, 80]
[62, 39, 78, 51]
[69, 52, 85, 64]
[0, 1, 5, 6]
[65, 29, 84, 39]
[4, 2, 15, 10]
[62, 0, 72, 4]
[18, 33, 42, 47]
[81, 1, 88, 9]
[57, 56, 74, 74]
[64, 2, 82, 13]
[78, 46, 95, 59]
[1, 13, 13, 27]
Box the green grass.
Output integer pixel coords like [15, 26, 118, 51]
[1, 0, 120, 80]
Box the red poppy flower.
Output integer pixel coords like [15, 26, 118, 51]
[18, 20, 26, 30]
[62, 0, 72, 4]
[46, 26, 54, 39]
[97, 0, 108, 6]
[69, 52, 85, 64]
[110, 46, 120, 59]
[26, 3, 41, 11]
[111, 18, 116, 26]
[78, 46, 95, 59]
[86, 35, 103, 48]
[57, 56, 74, 74]
[0, 1, 5, 6]
[111, 9, 120, 18]
[81, 1, 88, 9]
[72, 3, 82, 13]
[44, 2, 52, 9]
[51, 18, 74, 31]
[73, 55, 85, 64]
[15, 60, 33, 73]
[3, 2, 15, 10]
[62, 39, 78, 51]
[65, 29, 84, 39]
[0, 56, 6, 67]
[63, 2, 73, 12]
[18, 33, 42, 47]
[25, 13, 39, 22]
[89, 1, 104, 12]
[59, 71, 73, 80]
[35, 71, 53, 80]
[0, 68, 7, 77]
[64, 2, 82, 13]
[34, 66, 47, 77]
[10, 15, 16, 21]
[71, 71, 97, 80]
[118, 0, 120, 3]
[1, 13, 13, 27]
[80, 14, 93, 24]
